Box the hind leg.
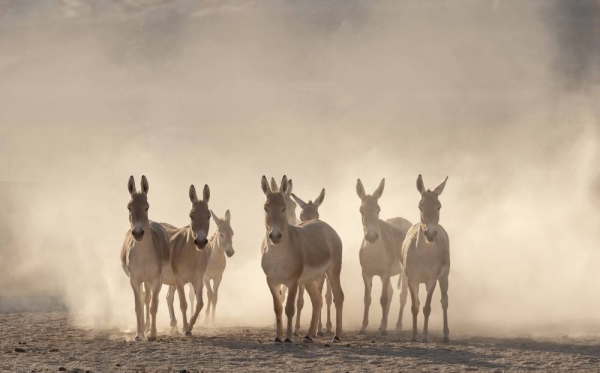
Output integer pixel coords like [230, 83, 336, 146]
[396, 273, 408, 331]
[210, 276, 221, 324]
[166, 285, 177, 329]
[204, 278, 213, 325]
[325, 277, 333, 333]
[378, 275, 392, 335]
[439, 275, 450, 342]
[326, 269, 344, 343]
[316, 275, 326, 336]
[294, 285, 305, 337]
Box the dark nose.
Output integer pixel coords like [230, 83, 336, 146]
[365, 232, 379, 244]
[194, 237, 208, 247]
[269, 232, 282, 241]
[133, 229, 144, 239]
[425, 230, 437, 241]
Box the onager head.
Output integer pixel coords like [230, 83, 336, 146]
[261, 175, 290, 245]
[291, 188, 325, 222]
[416, 174, 448, 243]
[271, 177, 298, 224]
[211, 209, 235, 258]
[188, 184, 211, 250]
[127, 175, 150, 242]
[356, 178, 386, 244]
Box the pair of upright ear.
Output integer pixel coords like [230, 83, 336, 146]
[261, 175, 290, 196]
[189, 184, 210, 203]
[210, 209, 231, 224]
[356, 178, 385, 201]
[128, 175, 149, 196]
[416, 175, 448, 196]
[291, 189, 325, 208]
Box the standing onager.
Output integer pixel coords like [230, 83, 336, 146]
[188, 209, 235, 325]
[401, 175, 450, 343]
[290, 189, 333, 336]
[261, 176, 344, 343]
[120, 175, 169, 341]
[356, 178, 412, 335]
[162, 184, 211, 335]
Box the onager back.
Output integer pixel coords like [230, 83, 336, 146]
[356, 178, 412, 335]
[163, 184, 212, 335]
[120, 175, 169, 341]
[401, 175, 450, 343]
[261, 176, 344, 344]
[290, 189, 334, 336]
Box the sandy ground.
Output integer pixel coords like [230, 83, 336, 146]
[1, 312, 600, 373]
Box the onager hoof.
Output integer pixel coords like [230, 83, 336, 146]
[147, 334, 157, 342]
[332, 336, 342, 344]
[443, 336, 450, 343]
[184, 331, 192, 336]
[358, 329, 367, 335]
[284, 338, 293, 344]
[134, 336, 143, 342]
[422, 338, 429, 343]
[293, 332, 299, 337]
[274, 338, 283, 344]
[380, 330, 388, 336]
[317, 331, 324, 337]
[303, 336, 313, 343]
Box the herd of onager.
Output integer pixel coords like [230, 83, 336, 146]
[120, 174, 450, 344]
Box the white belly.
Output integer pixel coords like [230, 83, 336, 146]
[298, 263, 328, 285]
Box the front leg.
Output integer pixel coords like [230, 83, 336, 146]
[211, 276, 222, 324]
[360, 272, 373, 334]
[293, 285, 305, 337]
[204, 278, 213, 324]
[175, 278, 190, 335]
[408, 280, 420, 342]
[166, 285, 177, 329]
[147, 277, 162, 341]
[129, 278, 144, 341]
[267, 278, 284, 343]
[303, 280, 322, 342]
[284, 279, 299, 343]
[189, 279, 204, 331]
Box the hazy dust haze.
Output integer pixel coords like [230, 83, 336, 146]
[0, 0, 599, 337]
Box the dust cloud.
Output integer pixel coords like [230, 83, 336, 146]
[0, 1, 599, 336]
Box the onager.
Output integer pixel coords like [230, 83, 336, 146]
[401, 175, 450, 343]
[261, 176, 344, 343]
[162, 184, 211, 335]
[290, 189, 333, 336]
[120, 175, 169, 341]
[188, 209, 235, 325]
[356, 178, 412, 335]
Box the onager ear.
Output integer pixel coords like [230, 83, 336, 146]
[140, 175, 149, 195]
[373, 178, 385, 199]
[433, 176, 448, 196]
[314, 188, 325, 207]
[261, 176, 271, 196]
[291, 193, 307, 209]
[128, 175, 137, 196]
[286, 179, 293, 196]
[270, 177, 279, 193]
[416, 174, 426, 196]
[280, 175, 289, 195]
[203, 184, 210, 202]
[356, 179, 366, 200]
[189, 185, 198, 203]
[225, 209, 231, 223]
[210, 210, 220, 225]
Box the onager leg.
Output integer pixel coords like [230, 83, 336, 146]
[204, 278, 214, 325]
[284, 280, 299, 342]
[422, 280, 438, 343]
[147, 277, 162, 341]
[327, 269, 344, 343]
[210, 276, 222, 324]
[408, 281, 420, 342]
[439, 275, 450, 342]
[267, 278, 284, 343]
[316, 275, 326, 336]
[188, 284, 196, 318]
[324, 277, 333, 333]
[359, 272, 373, 334]
[130, 279, 144, 341]
[175, 278, 190, 335]
[189, 279, 204, 332]
[293, 285, 305, 337]
[166, 285, 177, 329]
[303, 280, 322, 342]
[143, 283, 151, 333]
[378, 275, 392, 335]
[397, 273, 408, 331]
